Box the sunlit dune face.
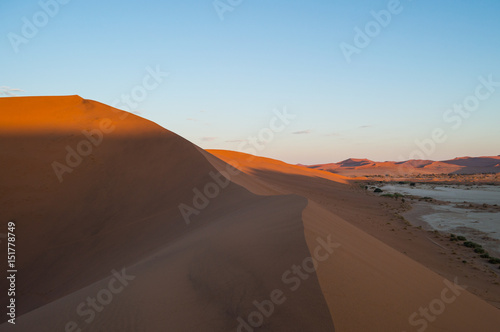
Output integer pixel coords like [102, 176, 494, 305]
[207, 149, 353, 184]
[0, 95, 86, 133]
[0, 95, 166, 136]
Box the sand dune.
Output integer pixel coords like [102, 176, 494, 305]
[1, 96, 499, 331]
[208, 150, 500, 331]
[0, 96, 333, 331]
[309, 156, 500, 176]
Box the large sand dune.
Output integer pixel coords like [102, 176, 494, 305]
[0, 96, 333, 331]
[0, 96, 499, 331]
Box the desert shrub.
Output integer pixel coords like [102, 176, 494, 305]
[474, 248, 485, 254]
[456, 236, 467, 241]
[480, 253, 490, 259]
[463, 241, 481, 249]
[374, 188, 383, 193]
[488, 257, 500, 264]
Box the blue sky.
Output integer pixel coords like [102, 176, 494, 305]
[1, 0, 499, 164]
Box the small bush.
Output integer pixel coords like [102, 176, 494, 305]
[382, 192, 404, 199]
[456, 236, 467, 241]
[474, 248, 485, 254]
[463, 241, 482, 249]
[488, 257, 500, 264]
[480, 253, 490, 259]
[374, 188, 383, 193]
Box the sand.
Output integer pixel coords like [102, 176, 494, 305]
[208, 149, 500, 331]
[1, 96, 499, 331]
[0, 96, 333, 331]
[309, 156, 500, 177]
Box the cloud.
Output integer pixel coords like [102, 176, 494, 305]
[200, 137, 218, 142]
[225, 139, 246, 143]
[292, 129, 312, 135]
[186, 118, 198, 121]
[359, 125, 372, 129]
[0, 86, 24, 97]
[325, 132, 340, 137]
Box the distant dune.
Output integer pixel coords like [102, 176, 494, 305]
[308, 156, 500, 177]
[1, 96, 499, 331]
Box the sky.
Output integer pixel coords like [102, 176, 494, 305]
[1, 0, 499, 164]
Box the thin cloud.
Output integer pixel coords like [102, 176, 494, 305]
[292, 129, 312, 135]
[225, 139, 246, 143]
[0, 86, 24, 97]
[325, 132, 340, 137]
[200, 137, 218, 142]
[359, 125, 372, 129]
[186, 118, 198, 121]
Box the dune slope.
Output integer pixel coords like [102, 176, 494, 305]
[0, 96, 334, 331]
[206, 149, 500, 332]
[309, 156, 500, 176]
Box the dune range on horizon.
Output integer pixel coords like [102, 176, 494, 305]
[307, 156, 500, 178]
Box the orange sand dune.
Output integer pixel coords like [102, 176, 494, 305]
[310, 156, 500, 176]
[0, 96, 333, 331]
[1, 96, 499, 332]
[207, 149, 500, 332]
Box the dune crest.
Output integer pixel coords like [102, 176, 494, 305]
[309, 155, 500, 176]
[0, 96, 334, 331]
[207, 149, 500, 331]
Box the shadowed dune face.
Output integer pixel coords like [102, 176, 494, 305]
[206, 149, 500, 332]
[337, 158, 373, 168]
[0, 96, 335, 331]
[1, 96, 221, 314]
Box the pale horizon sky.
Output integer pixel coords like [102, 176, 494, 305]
[2, 0, 499, 164]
